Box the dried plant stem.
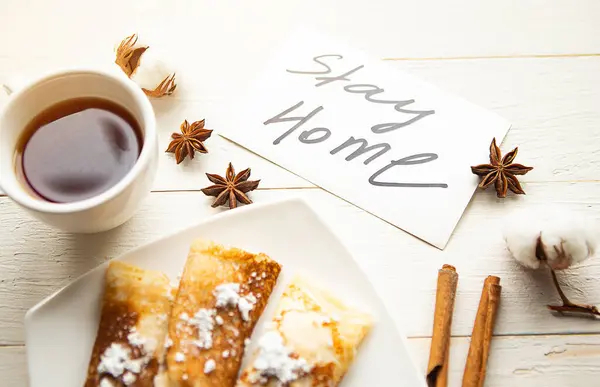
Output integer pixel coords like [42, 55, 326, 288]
[427, 264, 458, 387]
[547, 269, 600, 318]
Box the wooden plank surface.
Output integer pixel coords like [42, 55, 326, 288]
[1, 0, 599, 60]
[2, 186, 599, 344]
[3, 334, 600, 387]
[1, 0, 599, 385]
[0, 347, 27, 386]
[408, 335, 600, 386]
[3, 56, 600, 192]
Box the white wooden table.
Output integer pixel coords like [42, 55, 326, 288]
[1, 1, 600, 385]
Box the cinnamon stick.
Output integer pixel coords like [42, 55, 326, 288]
[427, 264, 458, 387]
[462, 276, 501, 387]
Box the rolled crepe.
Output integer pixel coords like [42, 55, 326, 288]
[84, 261, 172, 387]
[236, 275, 373, 387]
[167, 240, 282, 387]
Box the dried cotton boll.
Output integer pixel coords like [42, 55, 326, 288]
[504, 207, 600, 318]
[113, 34, 176, 98]
[503, 207, 598, 271]
[130, 49, 175, 90]
[502, 210, 544, 269]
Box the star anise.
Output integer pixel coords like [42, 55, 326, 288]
[165, 119, 212, 164]
[471, 138, 533, 198]
[201, 163, 260, 209]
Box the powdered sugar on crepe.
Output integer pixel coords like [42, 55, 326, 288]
[99, 378, 114, 387]
[247, 331, 312, 385]
[204, 358, 216, 374]
[213, 283, 257, 321]
[127, 327, 157, 353]
[97, 343, 148, 383]
[180, 309, 216, 349]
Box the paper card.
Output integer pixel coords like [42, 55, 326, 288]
[219, 27, 510, 249]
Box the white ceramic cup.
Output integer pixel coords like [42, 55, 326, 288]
[0, 68, 158, 233]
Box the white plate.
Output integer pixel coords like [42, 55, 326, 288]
[25, 198, 426, 387]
